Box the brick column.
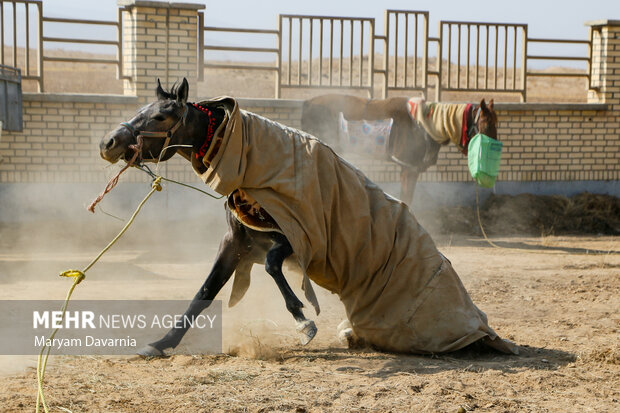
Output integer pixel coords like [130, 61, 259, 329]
[587, 20, 620, 107]
[118, 0, 204, 103]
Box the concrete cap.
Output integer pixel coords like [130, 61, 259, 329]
[585, 19, 620, 27]
[118, 0, 205, 10]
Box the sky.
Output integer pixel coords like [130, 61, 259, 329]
[39, 0, 619, 38]
[6, 0, 620, 70]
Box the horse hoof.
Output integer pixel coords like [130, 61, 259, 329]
[136, 344, 165, 357]
[337, 328, 366, 349]
[338, 327, 354, 344]
[296, 320, 317, 345]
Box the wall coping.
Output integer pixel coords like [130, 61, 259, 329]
[585, 19, 620, 27]
[23, 93, 139, 104]
[236, 98, 304, 109]
[492, 102, 608, 111]
[236, 98, 607, 112]
[21, 93, 608, 112]
[117, 0, 205, 10]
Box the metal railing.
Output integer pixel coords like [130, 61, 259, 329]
[0, 64, 22, 131]
[0, 0, 128, 92]
[436, 21, 528, 101]
[278, 14, 375, 97]
[201, 10, 592, 101]
[382, 10, 429, 96]
[525, 36, 591, 92]
[2, 2, 593, 100]
[0, 1, 42, 90]
[199, 11, 281, 94]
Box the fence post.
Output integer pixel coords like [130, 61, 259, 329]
[435, 21, 442, 101]
[275, 15, 282, 99]
[586, 20, 620, 107]
[118, 0, 205, 103]
[197, 11, 204, 82]
[36, 2, 44, 92]
[521, 25, 528, 103]
[382, 11, 389, 99]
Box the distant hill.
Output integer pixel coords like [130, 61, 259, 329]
[13, 48, 588, 102]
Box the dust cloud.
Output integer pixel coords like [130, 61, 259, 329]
[0, 156, 347, 375]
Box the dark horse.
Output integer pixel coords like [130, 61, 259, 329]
[100, 79, 317, 356]
[301, 95, 498, 205]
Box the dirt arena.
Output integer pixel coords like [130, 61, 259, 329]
[0, 216, 618, 412]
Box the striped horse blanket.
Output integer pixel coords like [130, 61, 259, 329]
[408, 97, 475, 154]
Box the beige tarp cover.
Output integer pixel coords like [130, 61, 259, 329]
[194, 97, 517, 354]
[408, 97, 466, 147]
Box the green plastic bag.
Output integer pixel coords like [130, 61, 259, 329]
[468, 133, 503, 188]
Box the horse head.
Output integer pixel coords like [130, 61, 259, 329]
[99, 78, 192, 164]
[477, 99, 497, 139]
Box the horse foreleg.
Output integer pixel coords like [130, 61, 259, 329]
[138, 230, 249, 356]
[264, 234, 317, 345]
[400, 166, 419, 207]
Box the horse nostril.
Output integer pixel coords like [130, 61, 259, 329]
[105, 137, 116, 150]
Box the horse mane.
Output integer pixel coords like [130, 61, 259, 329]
[169, 81, 182, 99]
[157, 81, 180, 100]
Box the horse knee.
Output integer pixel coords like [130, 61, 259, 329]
[263, 258, 281, 277]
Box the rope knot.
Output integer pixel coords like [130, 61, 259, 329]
[152, 176, 163, 191]
[59, 269, 86, 284]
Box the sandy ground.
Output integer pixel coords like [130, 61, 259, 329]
[0, 221, 618, 412]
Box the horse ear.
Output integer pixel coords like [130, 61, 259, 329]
[176, 78, 189, 105]
[479, 99, 487, 111]
[488, 99, 495, 111]
[156, 79, 168, 100]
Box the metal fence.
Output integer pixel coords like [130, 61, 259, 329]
[199, 11, 280, 80]
[278, 14, 375, 97]
[0, 0, 128, 92]
[199, 10, 592, 101]
[1, 2, 592, 100]
[382, 10, 430, 95]
[0, 1, 41, 90]
[0, 64, 22, 131]
[437, 22, 528, 100]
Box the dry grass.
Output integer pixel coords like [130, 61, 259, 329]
[12, 48, 588, 102]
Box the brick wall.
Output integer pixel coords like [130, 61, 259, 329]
[0, 95, 304, 184]
[1, 97, 615, 186]
[120, 0, 202, 103]
[1, 11, 618, 192]
[0, 94, 137, 183]
[419, 103, 617, 183]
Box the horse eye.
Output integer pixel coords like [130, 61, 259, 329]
[152, 115, 166, 121]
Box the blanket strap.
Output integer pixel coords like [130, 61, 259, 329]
[460, 104, 480, 155]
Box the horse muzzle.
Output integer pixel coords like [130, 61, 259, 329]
[99, 128, 134, 164]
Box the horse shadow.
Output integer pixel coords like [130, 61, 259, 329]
[439, 236, 619, 255]
[280, 343, 575, 378]
[365, 343, 575, 378]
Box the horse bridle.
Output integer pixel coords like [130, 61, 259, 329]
[120, 105, 189, 162]
[468, 106, 482, 139]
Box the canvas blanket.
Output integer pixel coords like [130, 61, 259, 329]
[194, 96, 517, 354]
[338, 113, 393, 159]
[408, 97, 474, 154]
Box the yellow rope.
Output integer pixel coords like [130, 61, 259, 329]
[35, 177, 162, 413]
[475, 183, 502, 249]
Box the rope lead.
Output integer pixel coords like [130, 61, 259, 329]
[152, 176, 163, 191]
[36, 176, 164, 413]
[59, 270, 86, 284]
